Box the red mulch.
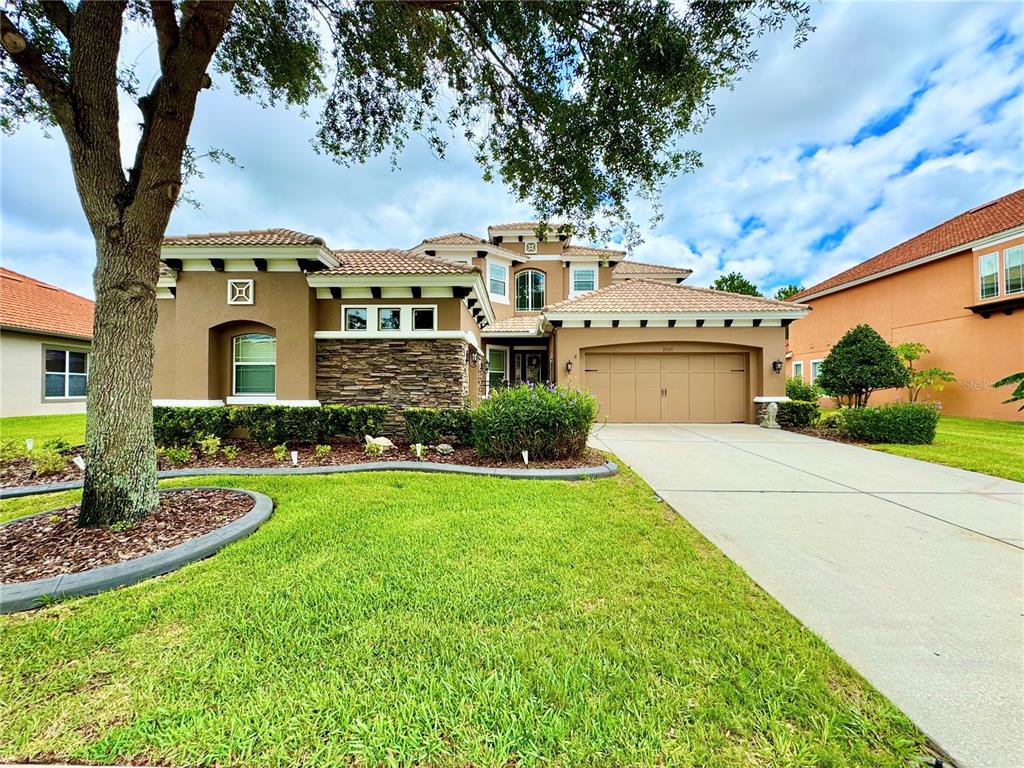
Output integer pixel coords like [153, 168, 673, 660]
[0, 488, 253, 584]
[0, 439, 607, 489]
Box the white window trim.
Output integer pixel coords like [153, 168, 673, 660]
[411, 306, 438, 331]
[232, 334, 276, 397]
[1004, 245, 1023, 295]
[569, 264, 598, 297]
[376, 306, 403, 332]
[227, 279, 254, 305]
[339, 304, 440, 336]
[809, 358, 823, 383]
[979, 251, 1000, 300]
[485, 344, 509, 394]
[514, 269, 546, 312]
[43, 346, 89, 400]
[488, 260, 509, 304]
[791, 361, 804, 380]
[344, 306, 369, 332]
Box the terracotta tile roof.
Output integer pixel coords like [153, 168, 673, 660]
[482, 315, 544, 334]
[422, 232, 486, 245]
[792, 188, 1024, 300]
[488, 221, 544, 230]
[163, 228, 326, 247]
[0, 268, 94, 339]
[544, 278, 804, 314]
[565, 245, 626, 258]
[321, 249, 478, 275]
[613, 259, 691, 276]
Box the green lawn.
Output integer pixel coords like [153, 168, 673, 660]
[869, 415, 1024, 482]
[0, 413, 86, 447]
[1, 470, 923, 767]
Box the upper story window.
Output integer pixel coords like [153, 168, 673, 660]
[515, 269, 545, 311]
[1005, 245, 1023, 295]
[979, 252, 999, 299]
[378, 307, 401, 330]
[488, 262, 508, 301]
[44, 348, 88, 399]
[571, 265, 596, 295]
[345, 307, 367, 330]
[233, 334, 276, 396]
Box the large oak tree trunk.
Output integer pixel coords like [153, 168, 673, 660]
[78, 232, 162, 527]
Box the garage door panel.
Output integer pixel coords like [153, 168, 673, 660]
[689, 355, 715, 373]
[716, 371, 747, 423]
[716, 353, 745, 373]
[689, 371, 717, 421]
[610, 372, 637, 422]
[635, 369, 663, 422]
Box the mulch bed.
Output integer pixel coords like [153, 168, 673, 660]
[785, 426, 866, 445]
[0, 439, 607, 490]
[0, 488, 253, 584]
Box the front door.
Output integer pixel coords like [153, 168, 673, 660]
[513, 350, 549, 385]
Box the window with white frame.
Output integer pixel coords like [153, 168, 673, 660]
[1005, 245, 1023, 295]
[227, 279, 253, 305]
[412, 307, 436, 330]
[810, 359, 823, 383]
[233, 334, 276, 395]
[345, 307, 367, 330]
[341, 305, 439, 333]
[515, 269, 545, 311]
[792, 361, 804, 380]
[488, 262, 508, 300]
[571, 265, 596, 294]
[44, 348, 88, 398]
[377, 307, 401, 330]
[979, 252, 999, 299]
[487, 347, 508, 391]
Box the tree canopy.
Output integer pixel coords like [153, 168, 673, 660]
[893, 342, 955, 403]
[710, 271, 763, 296]
[774, 283, 803, 301]
[817, 324, 909, 408]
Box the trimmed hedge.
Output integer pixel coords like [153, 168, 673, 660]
[841, 402, 939, 444]
[473, 384, 597, 461]
[152, 404, 388, 446]
[404, 407, 473, 445]
[777, 399, 819, 428]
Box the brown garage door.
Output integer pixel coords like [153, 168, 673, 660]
[584, 352, 747, 423]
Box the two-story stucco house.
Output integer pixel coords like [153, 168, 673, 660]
[788, 189, 1024, 420]
[153, 222, 808, 425]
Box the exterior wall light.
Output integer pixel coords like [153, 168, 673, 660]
[772, 359, 784, 374]
[565, 360, 573, 374]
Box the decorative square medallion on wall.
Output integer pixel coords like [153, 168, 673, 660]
[227, 279, 254, 305]
[524, 241, 538, 255]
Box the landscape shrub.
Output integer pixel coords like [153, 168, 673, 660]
[472, 384, 597, 461]
[404, 407, 474, 445]
[197, 434, 221, 457]
[0, 438, 26, 463]
[816, 324, 909, 407]
[785, 376, 819, 402]
[272, 444, 289, 462]
[233, 404, 388, 444]
[162, 446, 192, 465]
[814, 409, 847, 431]
[42, 437, 72, 453]
[31, 447, 67, 476]
[842, 402, 939, 444]
[153, 406, 236, 447]
[328, 404, 389, 439]
[777, 399, 819, 428]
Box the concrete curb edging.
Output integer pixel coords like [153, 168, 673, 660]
[0, 461, 619, 499]
[0, 487, 273, 615]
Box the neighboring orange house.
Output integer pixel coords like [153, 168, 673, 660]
[788, 189, 1024, 420]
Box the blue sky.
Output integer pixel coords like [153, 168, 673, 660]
[1, 1, 1022, 299]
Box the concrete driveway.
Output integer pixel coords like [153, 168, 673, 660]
[590, 423, 1024, 768]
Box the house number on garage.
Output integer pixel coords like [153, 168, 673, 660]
[663, 347, 674, 352]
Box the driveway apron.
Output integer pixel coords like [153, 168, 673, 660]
[590, 423, 1023, 768]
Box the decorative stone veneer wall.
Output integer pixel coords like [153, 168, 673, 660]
[316, 339, 470, 434]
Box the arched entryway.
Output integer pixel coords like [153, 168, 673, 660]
[208, 320, 276, 401]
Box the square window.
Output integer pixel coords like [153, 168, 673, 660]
[68, 374, 88, 397]
[378, 307, 402, 331]
[412, 307, 435, 330]
[572, 268, 596, 293]
[42, 348, 88, 398]
[345, 307, 367, 330]
[45, 373, 66, 398]
[227, 279, 254, 305]
[68, 351, 87, 374]
[45, 349, 66, 373]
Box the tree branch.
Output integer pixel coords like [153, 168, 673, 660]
[149, 0, 179, 67]
[39, 1, 74, 39]
[0, 10, 73, 126]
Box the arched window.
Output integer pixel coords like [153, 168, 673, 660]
[233, 334, 276, 395]
[515, 269, 545, 311]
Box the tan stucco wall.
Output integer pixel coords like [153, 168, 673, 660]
[551, 325, 787, 422]
[1, 330, 90, 416]
[789, 245, 1024, 420]
[153, 271, 317, 401]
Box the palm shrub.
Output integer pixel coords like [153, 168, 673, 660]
[786, 376, 819, 401]
[473, 384, 598, 460]
[842, 402, 940, 444]
[817, 324, 909, 407]
[993, 371, 1024, 411]
[404, 408, 474, 445]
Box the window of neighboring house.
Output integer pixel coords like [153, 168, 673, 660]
[1005, 245, 1023, 295]
[489, 262, 508, 300]
[487, 347, 507, 391]
[571, 266, 596, 294]
[345, 307, 368, 330]
[979, 252, 999, 299]
[377, 307, 402, 331]
[810, 359, 823, 383]
[792, 361, 804, 380]
[233, 334, 276, 395]
[412, 307, 436, 331]
[515, 269, 545, 311]
[44, 348, 88, 398]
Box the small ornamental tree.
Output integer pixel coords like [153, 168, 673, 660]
[710, 271, 763, 296]
[816, 324, 910, 407]
[893, 342, 956, 402]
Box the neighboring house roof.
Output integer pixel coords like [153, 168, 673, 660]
[545, 278, 804, 314]
[565, 245, 626, 259]
[163, 228, 326, 247]
[0, 267, 94, 340]
[613, 259, 691, 276]
[488, 221, 545, 230]
[321, 249, 478, 275]
[482, 315, 545, 335]
[792, 188, 1024, 301]
[422, 232, 486, 245]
